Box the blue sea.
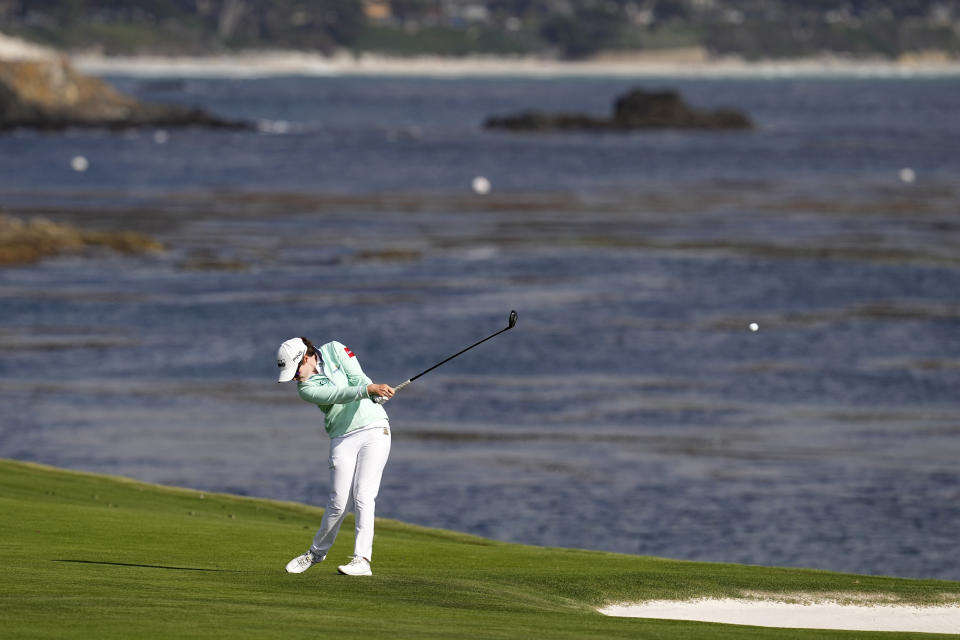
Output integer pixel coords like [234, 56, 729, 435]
[1, 73, 959, 581]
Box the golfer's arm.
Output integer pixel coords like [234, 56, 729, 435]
[297, 379, 369, 405]
[332, 342, 373, 387]
[345, 372, 373, 387]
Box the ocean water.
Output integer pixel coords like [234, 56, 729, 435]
[1, 74, 959, 581]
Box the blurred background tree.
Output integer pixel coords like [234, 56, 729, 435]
[0, 0, 366, 54]
[0, 0, 958, 59]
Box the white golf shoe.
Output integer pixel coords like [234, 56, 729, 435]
[285, 549, 325, 574]
[337, 556, 372, 576]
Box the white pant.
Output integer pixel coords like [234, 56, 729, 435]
[310, 420, 391, 561]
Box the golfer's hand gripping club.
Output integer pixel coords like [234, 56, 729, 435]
[371, 310, 518, 405]
[372, 380, 410, 404]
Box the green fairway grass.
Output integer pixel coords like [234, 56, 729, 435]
[2, 458, 958, 639]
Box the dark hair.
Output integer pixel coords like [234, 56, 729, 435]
[299, 337, 317, 361]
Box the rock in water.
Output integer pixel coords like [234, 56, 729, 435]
[485, 88, 752, 132]
[483, 110, 609, 131]
[0, 57, 249, 131]
[612, 89, 751, 129]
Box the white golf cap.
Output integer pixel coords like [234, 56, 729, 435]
[276, 337, 307, 383]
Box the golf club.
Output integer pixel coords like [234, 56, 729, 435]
[373, 310, 518, 404]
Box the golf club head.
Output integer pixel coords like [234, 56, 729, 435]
[508, 310, 518, 328]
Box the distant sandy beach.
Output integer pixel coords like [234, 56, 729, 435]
[70, 49, 960, 78]
[3, 30, 958, 79]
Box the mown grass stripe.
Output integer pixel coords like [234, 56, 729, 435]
[2, 458, 958, 639]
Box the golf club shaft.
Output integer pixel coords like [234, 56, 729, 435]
[410, 325, 513, 382]
[374, 311, 517, 404]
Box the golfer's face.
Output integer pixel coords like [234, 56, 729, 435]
[295, 354, 316, 382]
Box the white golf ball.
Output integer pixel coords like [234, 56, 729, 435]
[472, 176, 491, 195]
[899, 168, 915, 184]
[749, 323, 759, 332]
[70, 155, 89, 172]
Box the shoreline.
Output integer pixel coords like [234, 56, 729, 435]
[71, 50, 960, 79]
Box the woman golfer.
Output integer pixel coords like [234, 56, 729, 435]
[276, 336, 394, 576]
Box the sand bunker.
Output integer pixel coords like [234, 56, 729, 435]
[599, 598, 960, 634]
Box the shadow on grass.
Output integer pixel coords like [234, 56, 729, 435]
[54, 559, 238, 572]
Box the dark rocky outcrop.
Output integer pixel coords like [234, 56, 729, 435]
[485, 88, 752, 132]
[0, 57, 250, 131]
[484, 110, 610, 132]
